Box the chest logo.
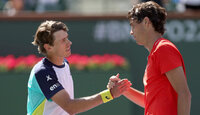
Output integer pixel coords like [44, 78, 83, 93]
[46, 75, 52, 81]
[50, 83, 60, 91]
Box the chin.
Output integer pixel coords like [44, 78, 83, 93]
[65, 52, 71, 58]
[135, 41, 143, 46]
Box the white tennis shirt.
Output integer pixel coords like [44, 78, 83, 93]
[27, 58, 74, 115]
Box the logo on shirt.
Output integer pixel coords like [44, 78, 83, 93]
[105, 96, 110, 100]
[46, 75, 52, 81]
[50, 83, 60, 91]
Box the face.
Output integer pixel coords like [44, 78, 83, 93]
[130, 19, 146, 45]
[49, 30, 72, 58]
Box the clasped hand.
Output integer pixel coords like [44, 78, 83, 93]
[107, 73, 132, 98]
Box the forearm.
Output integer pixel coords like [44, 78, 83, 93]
[165, 67, 191, 115]
[123, 87, 145, 108]
[53, 79, 131, 114]
[178, 93, 191, 115]
[65, 88, 118, 114]
[66, 94, 103, 114]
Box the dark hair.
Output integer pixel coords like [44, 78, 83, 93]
[128, 1, 167, 35]
[32, 20, 68, 55]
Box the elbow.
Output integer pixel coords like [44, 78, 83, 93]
[63, 106, 78, 115]
[62, 102, 78, 115]
[178, 90, 192, 101]
[64, 108, 77, 115]
[66, 110, 76, 115]
[188, 91, 192, 101]
[185, 89, 192, 101]
[186, 91, 192, 106]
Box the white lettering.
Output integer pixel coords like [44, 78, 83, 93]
[184, 20, 196, 42]
[94, 21, 106, 42]
[94, 21, 132, 43]
[46, 75, 52, 81]
[50, 84, 59, 91]
[166, 20, 184, 42]
[94, 20, 200, 43]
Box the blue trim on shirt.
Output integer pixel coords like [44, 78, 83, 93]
[43, 58, 65, 68]
[34, 58, 65, 100]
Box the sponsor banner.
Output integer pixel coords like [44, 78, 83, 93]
[93, 20, 200, 43]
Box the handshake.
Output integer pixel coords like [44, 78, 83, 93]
[106, 73, 132, 99]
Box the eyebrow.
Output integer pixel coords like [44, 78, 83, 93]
[60, 35, 68, 41]
[64, 34, 69, 39]
[66, 34, 69, 38]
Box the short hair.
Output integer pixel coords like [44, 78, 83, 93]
[32, 20, 68, 55]
[128, 1, 167, 35]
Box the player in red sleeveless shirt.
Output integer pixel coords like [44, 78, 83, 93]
[108, 1, 191, 115]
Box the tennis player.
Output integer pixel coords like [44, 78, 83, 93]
[108, 1, 191, 115]
[27, 20, 132, 115]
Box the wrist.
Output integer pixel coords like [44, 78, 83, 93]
[123, 87, 131, 95]
[109, 89, 114, 99]
[100, 89, 114, 103]
[109, 88, 115, 98]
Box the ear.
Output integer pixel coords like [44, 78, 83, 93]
[143, 17, 149, 24]
[44, 44, 52, 52]
[143, 17, 151, 28]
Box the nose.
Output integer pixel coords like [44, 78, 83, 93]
[67, 39, 72, 46]
[130, 29, 134, 35]
[69, 40, 72, 45]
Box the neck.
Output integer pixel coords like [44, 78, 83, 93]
[144, 32, 162, 53]
[46, 55, 64, 66]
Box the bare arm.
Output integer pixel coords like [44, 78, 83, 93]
[123, 87, 145, 108]
[166, 66, 191, 115]
[52, 89, 102, 115]
[108, 74, 145, 108]
[52, 79, 131, 115]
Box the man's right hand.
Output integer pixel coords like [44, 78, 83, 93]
[108, 74, 132, 98]
[107, 73, 121, 89]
